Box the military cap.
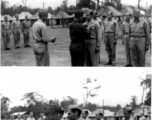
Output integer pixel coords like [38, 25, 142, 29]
[68, 105, 82, 112]
[39, 9, 48, 16]
[15, 14, 19, 17]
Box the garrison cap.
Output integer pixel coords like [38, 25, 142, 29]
[39, 9, 48, 16]
[68, 105, 82, 112]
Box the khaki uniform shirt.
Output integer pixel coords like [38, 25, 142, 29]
[85, 19, 101, 46]
[32, 19, 50, 42]
[129, 20, 149, 39]
[22, 20, 30, 33]
[122, 21, 130, 34]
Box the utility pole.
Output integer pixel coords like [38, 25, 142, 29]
[43, 2, 44, 9]
[103, 100, 104, 120]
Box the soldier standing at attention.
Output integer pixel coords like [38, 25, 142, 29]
[32, 9, 56, 66]
[1, 16, 11, 50]
[129, 10, 150, 67]
[84, 12, 101, 66]
[11, 14, 21, 49]
[122, 15, 133, 67]
[22, 15, 31, 48]
[104, 13, 118, 66]
[69, 11, 90, 66]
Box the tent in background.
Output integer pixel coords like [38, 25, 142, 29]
[19, 12, 32, 20]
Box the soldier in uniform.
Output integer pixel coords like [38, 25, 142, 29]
[69, 11, 90, 66]
[22, 15, 31, 48]
[1, 16, 11, 50]
[122, 14, 133, 67]
[104, 12, 118, 66]
[32, 9, 56, 66]
[11, 14, 21, 49]
[68, 105, 82, 120]
[129, 10, 150, 67]
[84, 12, 101, 66]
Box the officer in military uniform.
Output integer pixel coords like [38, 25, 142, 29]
[68, 105, 82, 120]
[22, 15, 31, 48]
[84, 12, 101, 66]
[122, 14, 133, 67]
[69, 11, 90, 66]
[32, 9, 56, 66]
[129, 10, 150, 67]
[104, 12, 118, 66]
[1, 16, 11, 50]
[11, 14, 21, 49]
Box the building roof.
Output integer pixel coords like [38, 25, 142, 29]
[19, 12, 32, 20]
[11, 111, 26, 116]
[99, 6, 122, 16]
[115, 109, 124, 117]
[30, 12, 55, 20]
[133, 107, 151, 116]
[121, 6, 134, 15]
[89, 109, 114, 117]
[2, 15, 12, 21]
[54, 11, 72, 19]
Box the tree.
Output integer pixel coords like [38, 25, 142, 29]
[22, 0, 28, 7]
[60, 96, 78, 112]
[77, 0, 91, 9]
[84, 102, 98, 111]
[62, 0, 68, 11]
[81, 78, 101, 106]
[1, 0, 9, 14]
[21, 92, 43, 106]
[1, 96, 11, 117]
[140, 74, 151, 104]
[130, 96, 138, 110]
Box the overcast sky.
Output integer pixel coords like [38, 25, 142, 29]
[0, 68, 151, 108]
[6, 0, 152, 9]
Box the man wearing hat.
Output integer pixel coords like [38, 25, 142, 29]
[104, 12, 118, 66]
[1, 16, 11, 50]
[32, 9, 56, 66]
[16, 114, 24, 120]
[69, 11, 90, 66]
[122, 14, 133, 67]
[83, 11, 101, 66]
[96, 112, 104, 120]
[11, 14, 21, 49]
[22, 15, 31, 48]
[81, 110, 91, 120]
[129, 10, 150, 67]
[68, 105, 82, 120]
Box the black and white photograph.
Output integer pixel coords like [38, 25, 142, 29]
[0, 69, 151, 120]
[0, 0, 151, 66]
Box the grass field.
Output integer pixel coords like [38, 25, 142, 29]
[1, 26, 151, 67]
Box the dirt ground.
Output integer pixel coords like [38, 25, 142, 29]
[1, 27, 151, 67]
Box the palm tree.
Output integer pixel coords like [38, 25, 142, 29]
[140, 74, 151, 104]
[21, 92, 43, 106]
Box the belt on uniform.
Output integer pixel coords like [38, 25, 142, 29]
[105, 32, 114, 34]
[3, 29, 10, 30]
[124, 33, 129, 35]
[131, 36, 145, 38]
[13, 28, 20, 29]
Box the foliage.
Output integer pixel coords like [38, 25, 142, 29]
[1, 96, 11, 118]
[81, 78, 101, 106]
[77, 0, 91, 9]
[130, 96, 138, 110]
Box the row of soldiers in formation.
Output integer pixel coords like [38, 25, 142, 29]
[1, 9, 151, 67]
[69, 10, 151, 67]
[1, 14, 31, 50]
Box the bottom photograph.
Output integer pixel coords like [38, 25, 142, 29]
[0, 68, 151, 120]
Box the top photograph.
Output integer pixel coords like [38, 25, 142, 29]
[0, 0, 151, 67]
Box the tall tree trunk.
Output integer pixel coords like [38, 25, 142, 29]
[142, 88, 145, 104]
